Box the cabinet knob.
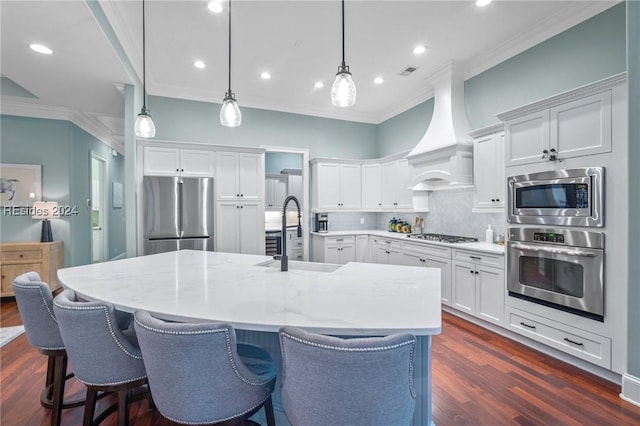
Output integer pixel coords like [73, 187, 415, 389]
[491, 199, 495, 202]
[237, 194, 240, 197]
[176, 169, 180, 172]
[470, 270, 474, 274]
[19, 254, 23, 258]
[236, 205, 240, 209]
[475, 271, 479, 275]
[240, 194, 244, 197]
[181, 169, 184, 172]
[496, 198, 500, 202]
[240, 205, 244, 209]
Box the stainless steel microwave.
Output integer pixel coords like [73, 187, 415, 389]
[507, 167, 604, 227]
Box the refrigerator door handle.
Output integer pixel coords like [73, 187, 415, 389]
[178, 180, 184, 238]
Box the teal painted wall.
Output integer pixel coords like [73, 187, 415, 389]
[376, 99, 434, 157]
[0, 115, 126, 266]
[265, 152, 303, 174]
[464, 3, 626, 129]
[147, 95, 378, 159]
[627, 0, 640, 377]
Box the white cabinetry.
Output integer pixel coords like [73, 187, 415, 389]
[143, 146, 214, 177]
[265, 174, 287, 210]
[216, 201, 264, 255]
[471, 127, 505, 212]
[361, 164, 382, 209]
[286, 230, 304, 261]
[311, 161, 361, 210]
[381, 159, 412, 209]
[312, 235, 355, 264]
[401, 242, 453, 306]
[355, 235, 369, 262]
[216, 151, 264, 201]
[452, 249, 504, 325]
[506, 307, 611, 369]
[370, 237, 402, 265]
[501, 90, 612, 167]
[215, 150, 264, 255]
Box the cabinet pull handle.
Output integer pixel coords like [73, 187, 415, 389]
[541, 149, 549, 159]
[563, 337, 584, 347]
[520, 322, 536, 330]
[470, 256, 481, 260]
[336, 239, 344, 242]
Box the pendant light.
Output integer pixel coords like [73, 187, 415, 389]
[220, 0, 241, 127]
[331, 0, 356, 107]
[135, 0, 156, 138]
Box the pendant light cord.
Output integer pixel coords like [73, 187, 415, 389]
[142, 0, 147, 108]
[228, 0, 232, 93]
[341, 0, 346, 67]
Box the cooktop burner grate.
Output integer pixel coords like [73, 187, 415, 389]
[407, 233, 479, 243]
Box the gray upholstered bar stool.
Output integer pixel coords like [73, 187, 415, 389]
[279, 326, 417, 426]
[53, 289, 149, 426]
[133, 310, 277, 425]
[12, 271, 85, 426]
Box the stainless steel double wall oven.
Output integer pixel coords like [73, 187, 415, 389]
[506, 167, 605, 321]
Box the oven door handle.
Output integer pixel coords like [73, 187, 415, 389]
[509, 242, 598, 258]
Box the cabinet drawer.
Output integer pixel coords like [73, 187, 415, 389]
[325, 236, 355, 245]
[508, 310, 611, 369]
[374, 238, 402, 250]
[404, 242, 451, 259]
[1, 250, 42, 261]
[453, 249, 503, 269]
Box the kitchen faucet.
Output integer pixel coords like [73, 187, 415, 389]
[280, 195, 302, 271]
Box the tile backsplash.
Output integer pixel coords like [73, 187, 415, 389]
[324, 188, 506, 241]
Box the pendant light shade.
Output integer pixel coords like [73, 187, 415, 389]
[220, 92, 241, 127]
[331, 0, 356, 107]
[220, 0, 241, 127]
[135, 0, 155, 138]
[135, 107, 156, 137]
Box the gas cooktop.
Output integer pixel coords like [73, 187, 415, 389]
[407, 233, 479, 243]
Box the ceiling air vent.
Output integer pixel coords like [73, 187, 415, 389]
[398, 66, 419, 76]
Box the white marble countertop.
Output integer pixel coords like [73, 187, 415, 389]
[311, 230, 506, 254]
[58, 250, 442, 336]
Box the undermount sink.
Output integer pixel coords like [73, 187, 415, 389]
[255, 259, 342, 273]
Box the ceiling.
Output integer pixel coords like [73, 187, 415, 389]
[0, 1, 618, 152]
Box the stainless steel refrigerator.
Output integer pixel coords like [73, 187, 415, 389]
[143, 176, 214, 255]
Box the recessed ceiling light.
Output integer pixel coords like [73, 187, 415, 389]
[476, 0, 492, 6]
[194, 60, 206, 69]
[29, 44, 53, 55]
[373, 77, 384, 84]
[260, 72, 271, 80]
[413, 45, 426, 55]
[207, 1, 223, 13]
[314, 81, 324, 89]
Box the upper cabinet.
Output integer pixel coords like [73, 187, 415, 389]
[265, 174, 287, 210]
[143, 146, 215, 177]
[311, 160, 361, 210]
[380, 158, 412, 209]
[312, 153, 415, 212]
[471, 126, 505, 212]
[500, 82, 614, 167]
[216, 151, 264, 201]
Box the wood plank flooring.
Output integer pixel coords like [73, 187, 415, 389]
[2, 298, 640, 425]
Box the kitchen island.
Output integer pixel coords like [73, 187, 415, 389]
[58, 250, 442, 425]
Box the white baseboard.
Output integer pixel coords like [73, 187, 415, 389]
[621, 373, 640, 407]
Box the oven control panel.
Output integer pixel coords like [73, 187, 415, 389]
[533, 232, 565, 244]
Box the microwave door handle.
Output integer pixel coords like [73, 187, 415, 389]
[510, 242, 597, 258]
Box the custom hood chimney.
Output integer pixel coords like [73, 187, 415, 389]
[406, 62, 473, 190]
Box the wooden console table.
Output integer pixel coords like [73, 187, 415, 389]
[0, 241, 64, 297]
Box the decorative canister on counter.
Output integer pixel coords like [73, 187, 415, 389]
[389, 217, 397, 232]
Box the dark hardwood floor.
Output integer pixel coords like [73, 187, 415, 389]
[2, 298, 640, 425]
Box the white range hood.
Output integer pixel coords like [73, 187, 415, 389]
[407, 62, 473, 191]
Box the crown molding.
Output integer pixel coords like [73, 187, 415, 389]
[496, 72, 626, 122]
[1, 96, 124, 155]
[463, 1, 620, 80]
[469, 123, 504, 138]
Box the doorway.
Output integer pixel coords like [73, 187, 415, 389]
[261, 146, 310, 261]
[90, 152, 108, 263]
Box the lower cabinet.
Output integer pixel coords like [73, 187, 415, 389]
[506, 307, 611, 369]
[0, 241, 64, 297]
[371, 237, 402, 265]
[286, 231, 304, 261]
[216, 202, 265, 255]
[401, 242, 453, 306]
[355, 235, 369, 262]
[312, 235, 355, 264]
[452, 249, 504, 325]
